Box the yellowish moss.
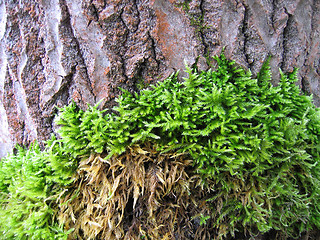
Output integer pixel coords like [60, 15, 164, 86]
[58, 142, 213, 239]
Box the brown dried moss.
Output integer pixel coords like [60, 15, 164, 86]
[57, 142, 214, 240]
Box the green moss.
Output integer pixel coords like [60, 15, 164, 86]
[175, 0, 192, 12]
[0, 143, 68, 240]
[54, 53, 320, 238]
[1, 52, 320, 239]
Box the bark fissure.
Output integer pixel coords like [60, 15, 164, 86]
[118, 7, 130, 86]
[147, 31, 160, 70]
[241, 4, 251, 69]
[280, 7, 291, 71]
[133, 0, 141, 32]
[271, 0, 276, 30]
[67, 7, 96, 101]
[301, 0, 320, 103]
[199, 0, 208, 57]
[43, 70, 74, 111]
[309, 0, 316, 49]
[59, 0, 96, 104]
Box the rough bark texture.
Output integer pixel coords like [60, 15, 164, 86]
[0, 0, 320, 157]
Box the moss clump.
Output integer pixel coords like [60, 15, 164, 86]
[58, 143, 208, 239]
[1, 53, 320, 239]
[0, 144, 68, 240]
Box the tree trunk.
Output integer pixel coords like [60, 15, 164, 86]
[0, 0, 320, 157]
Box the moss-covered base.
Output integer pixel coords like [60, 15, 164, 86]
[1, 53, 320, 239]
[58, 142, 212, 239]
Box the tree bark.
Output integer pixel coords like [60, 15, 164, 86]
[0, 0, 320, 157]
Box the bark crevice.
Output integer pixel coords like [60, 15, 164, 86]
[241, 3, 251, 70]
